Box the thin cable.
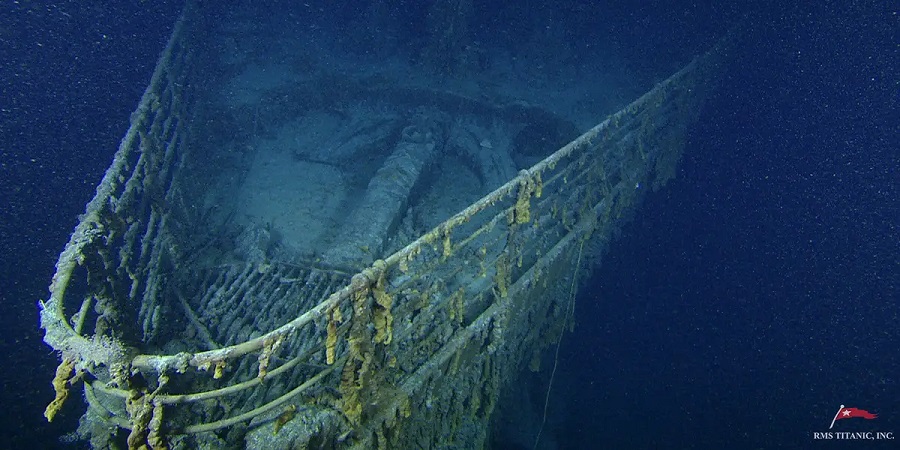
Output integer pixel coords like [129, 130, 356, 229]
[533, 239, 584, 450]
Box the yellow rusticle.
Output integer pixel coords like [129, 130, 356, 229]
[257, 334, 286, 381]
[442, 227, 453, 259]
[147, 401, 167, 450]
[273, 404, 297, 435]
[494, 255, 510, 299]
[126, 391, 154, 450]
[512, 172, 541, 225]
[373, 307, 393, 345]
[340, 271, 376, 425]
[212, 360, 226, 380]
[326, 308, 339, 365]
[44, 357, 76, 422]
[372, 267, 393, 345]
[513, 180, 532, 224]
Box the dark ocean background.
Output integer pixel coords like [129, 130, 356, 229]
[0, 1, 895, 449]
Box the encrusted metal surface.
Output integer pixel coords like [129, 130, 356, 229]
[39, 4, 729, 449]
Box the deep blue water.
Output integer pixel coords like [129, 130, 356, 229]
[1, 1, 894, 449]
[546, 6, 898, 448]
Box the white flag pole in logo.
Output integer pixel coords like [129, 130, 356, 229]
[829, 405, 845, 430]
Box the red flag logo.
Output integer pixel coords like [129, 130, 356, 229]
[830, 405, 878, 429]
